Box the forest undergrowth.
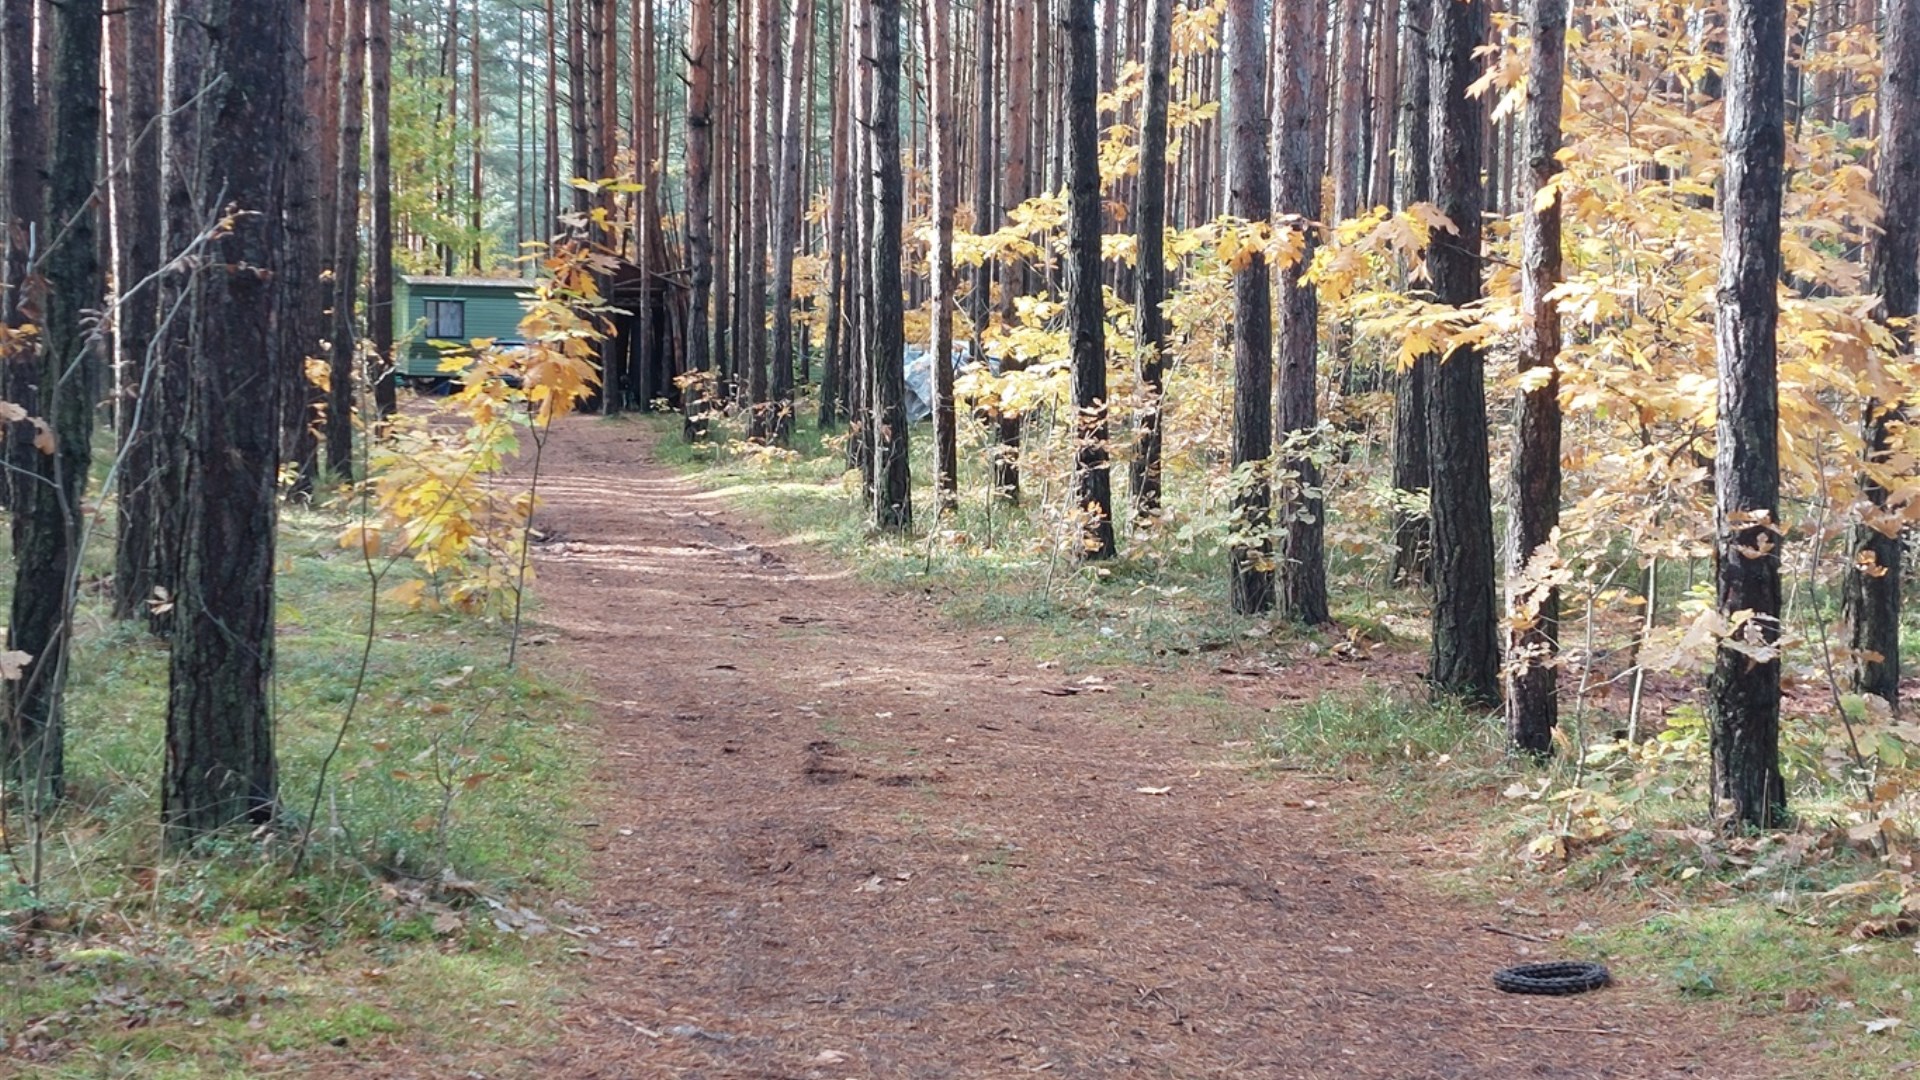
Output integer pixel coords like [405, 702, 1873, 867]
[655, 401, 1920, 1075]
[0, 472, 589, 1077]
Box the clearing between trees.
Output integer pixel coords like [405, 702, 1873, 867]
[483, 416, 1766, 1079]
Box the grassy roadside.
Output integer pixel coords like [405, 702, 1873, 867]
[648, 405, 1920, 1079]
[646, 408, 1371, 670]
[2, 497, 590, 1077]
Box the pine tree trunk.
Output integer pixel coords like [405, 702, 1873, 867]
[150, 0, 217, 639]
[370, 0, 396, 418]
[165, 0, 292, 846]
[1843, 0, 1915, 710]
[1710, 0, 1789, 828]
[851, 0, 876, 487]
[928, 0, 958, 508]
[3, 0, 101, 801]
[1426, 0, 1501, 704]
[515, 11, 528, 249]
[1390, 0, 1432, 585]
[567, 0, 590, 215]
[1369, 0, 1401, 210]
[820, 0, 851, 431]
[325, 0, 366, 478]
[278, 0, 321, 450]
[1506, 0, 1566, 754]
[1063, 0, 1112, 558]
[1035, 0, 1055, 218]
[545, 0, 562, 233]
[711, 0, 733, 398]
[995, 0, 1033, 502]
[743, 0, 773, 436]
[633, 0, 656, 410]
[1225, 0, 1273, 614]
[797, 11, 819, 392]
[110, 0, 163, 620]
[1274, 0, 1330, 626]
[870, 0, 912, 531]
[768, 0, 814, 444]
[685, 0, 716, 440]
[318, 0, 343, 269]
[282, 0, 334, 495]
[597, 0, 618, 187]
[469, 0, 484, 272]
[0, 0, 44, 514]
[1332, 0, 1366, 221]
[1129, 0, 1173, 519]
[967, 0, 995, 383]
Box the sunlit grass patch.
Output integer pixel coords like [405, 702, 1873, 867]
[1255, 690, 1504, 771]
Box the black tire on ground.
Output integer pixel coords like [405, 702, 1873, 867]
[1491, 961, 1611, 995]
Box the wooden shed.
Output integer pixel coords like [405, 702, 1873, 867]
[393, 275, 535, 382]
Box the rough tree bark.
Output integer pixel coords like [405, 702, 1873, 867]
[768, 0, 814, 443]
[1842, 0, 1915, 710]
[1063, 0, 1114, 558]
[280, 1, 318, 425]
[820, 0, 852, 430]
[1129, 0, 1173, 519]
[370, 0, 396, 418]
[3, 0, 102, 800]
[1225, 0, 1274, 613]
[281, 0, 335, 496]
[1332, 0, 1367, 221]
[165, 0, 293, 846]
[469, 0, 485, 273]
[743, 0, 773, 436]
[1391, 0, 1433, 586]
[1369, 0, 1401, 210]
[684, 0, 715, 440]
[1505, 0, 1566, 754]
[1274, 0, 1330, 626]
[325, 0, 366, 478]
[1710, 0, 1788, 828]
[567, 0, 590, 215]
[632, 0, 655, 410]
[870, 0, 912, 531]
[1426, 0, 1501, 704]
[0, 0, 43, 515]
[928, 0, 959, 509]
[967, 0, 996, 415]
[995, 0, 1033, 502]
[110, 0, 164, 620]
[849, 0, 875, 483]
[711, 0, 732, 397]
[149, 0, 219, 641]
[545, 0, 562, 233]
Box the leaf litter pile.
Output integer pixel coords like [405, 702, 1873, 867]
[415, 418, 1774, 1077]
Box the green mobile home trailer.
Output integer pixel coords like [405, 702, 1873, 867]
[394, 275, 534, 383]
[393, 269, 689, 410]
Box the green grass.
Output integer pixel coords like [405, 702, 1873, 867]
[2, 474, 590, 1075]
[1255, 690, 1504, 772]
[1581, 905, 1920, 1077]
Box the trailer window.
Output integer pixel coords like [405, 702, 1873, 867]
[425, 299, 466, 339]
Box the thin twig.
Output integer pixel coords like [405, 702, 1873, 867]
[1480, 922, 1554, 944]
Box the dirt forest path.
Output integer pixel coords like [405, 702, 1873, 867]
[523, 416, 1765, 1080]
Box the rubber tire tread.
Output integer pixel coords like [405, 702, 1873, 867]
[1491, 961, 1611, 995]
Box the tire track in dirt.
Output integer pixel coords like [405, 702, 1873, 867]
[523, 417, 1768, 1079]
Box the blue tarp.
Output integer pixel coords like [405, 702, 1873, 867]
[903, 344, 978, 421]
